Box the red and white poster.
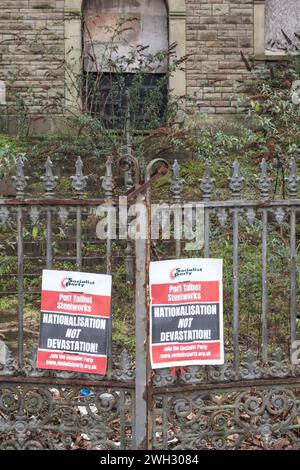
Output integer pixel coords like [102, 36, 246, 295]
[150, 259, 224, 369]
[37, 270, 112, 375]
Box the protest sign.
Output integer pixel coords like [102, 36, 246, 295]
[37, 270, 112, 375]
[150, 258, 223, 368]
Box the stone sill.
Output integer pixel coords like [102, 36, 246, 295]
[253, 52, 299, 61]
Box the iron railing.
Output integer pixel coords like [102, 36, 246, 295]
[0, 154, 300, 449]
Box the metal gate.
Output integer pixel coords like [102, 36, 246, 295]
[0, 154, 300, 450]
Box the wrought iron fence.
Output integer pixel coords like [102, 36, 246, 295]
[0, 154, 300, 450]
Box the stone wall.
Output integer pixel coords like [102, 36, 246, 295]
[0, 0, 65, 132]
[186, 0, 254, 114]
[0, 0, 257, 130]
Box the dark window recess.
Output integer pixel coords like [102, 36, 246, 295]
[83, 73, 168, 129]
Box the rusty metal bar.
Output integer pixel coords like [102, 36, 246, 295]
[125, 163, 168, 201]
[229, 161, 243, 373]
[261, 208, 268, 363]
[102, 157, 114, 276]
[124, 160, 134, 284]
[204, 209, 210, 258]
[76, 206, 82, 270]
[125, 242, 134, 284]
[119, 390, 126, 449]
[10, 156, 28, 369]
[134, 193, 148, 450]
[42, 158, 56, 270]
[286, 161, 299, 365]
[70, 157, 88, 271]
[150, 375, 300, 395]
[17, 206, 24, 368]
[2, 198, 300, 209]
[232, 207, 239, 371]
[133, 158, 169, 450]
[200, 160, 214, 257]
[46, 208, 52, 270]
[170, 160, 183, 259]
[71, 157, 87, 272]
[175, 210, 182, 258]
[0, 199, 106, 206]
[162, 395, 168, 449]
[146, 159, 169, 450]
[0, 374, 134, 388]
[256, 160, 271, 364]
[290, 206, 297, 364]
[102, 157, 114, 378]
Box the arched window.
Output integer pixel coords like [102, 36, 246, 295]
[265, 0, 300, 52]
[64, 1, 186, 113]
[82, 0, 169, 129]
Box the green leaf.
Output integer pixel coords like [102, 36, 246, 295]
[32, 225, 39, 240]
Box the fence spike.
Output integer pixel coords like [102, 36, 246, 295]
[71, 156, 88, 195]
[170, 160, 184, 202]
[200, 159, 215, 201]
[240, 349, 262, 380]
[113, 349, 135, 381]
[120, 349, 133, 374]
[118, 154, 140, 189]
[40, 157, 58, 198]
[271, 346, 285, 363]
[172, 159, 180, 180]
[256, 158, 271, 200]
[124, 242, 134, 284]
[101, 156, 114, 198]
[11, 155, 28, 198]
[125, 168, 134, 191]
[286, 158, 299, 198]
[229, 160, 244, 198]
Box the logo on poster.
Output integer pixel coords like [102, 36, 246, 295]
[170, 266, 203, 281]
[60, 277, 95, 289]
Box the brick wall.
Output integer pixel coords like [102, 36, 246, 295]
[0, 0, 257, 130]
[0, 0, 65, 131]
[186, 0, 254, 114]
